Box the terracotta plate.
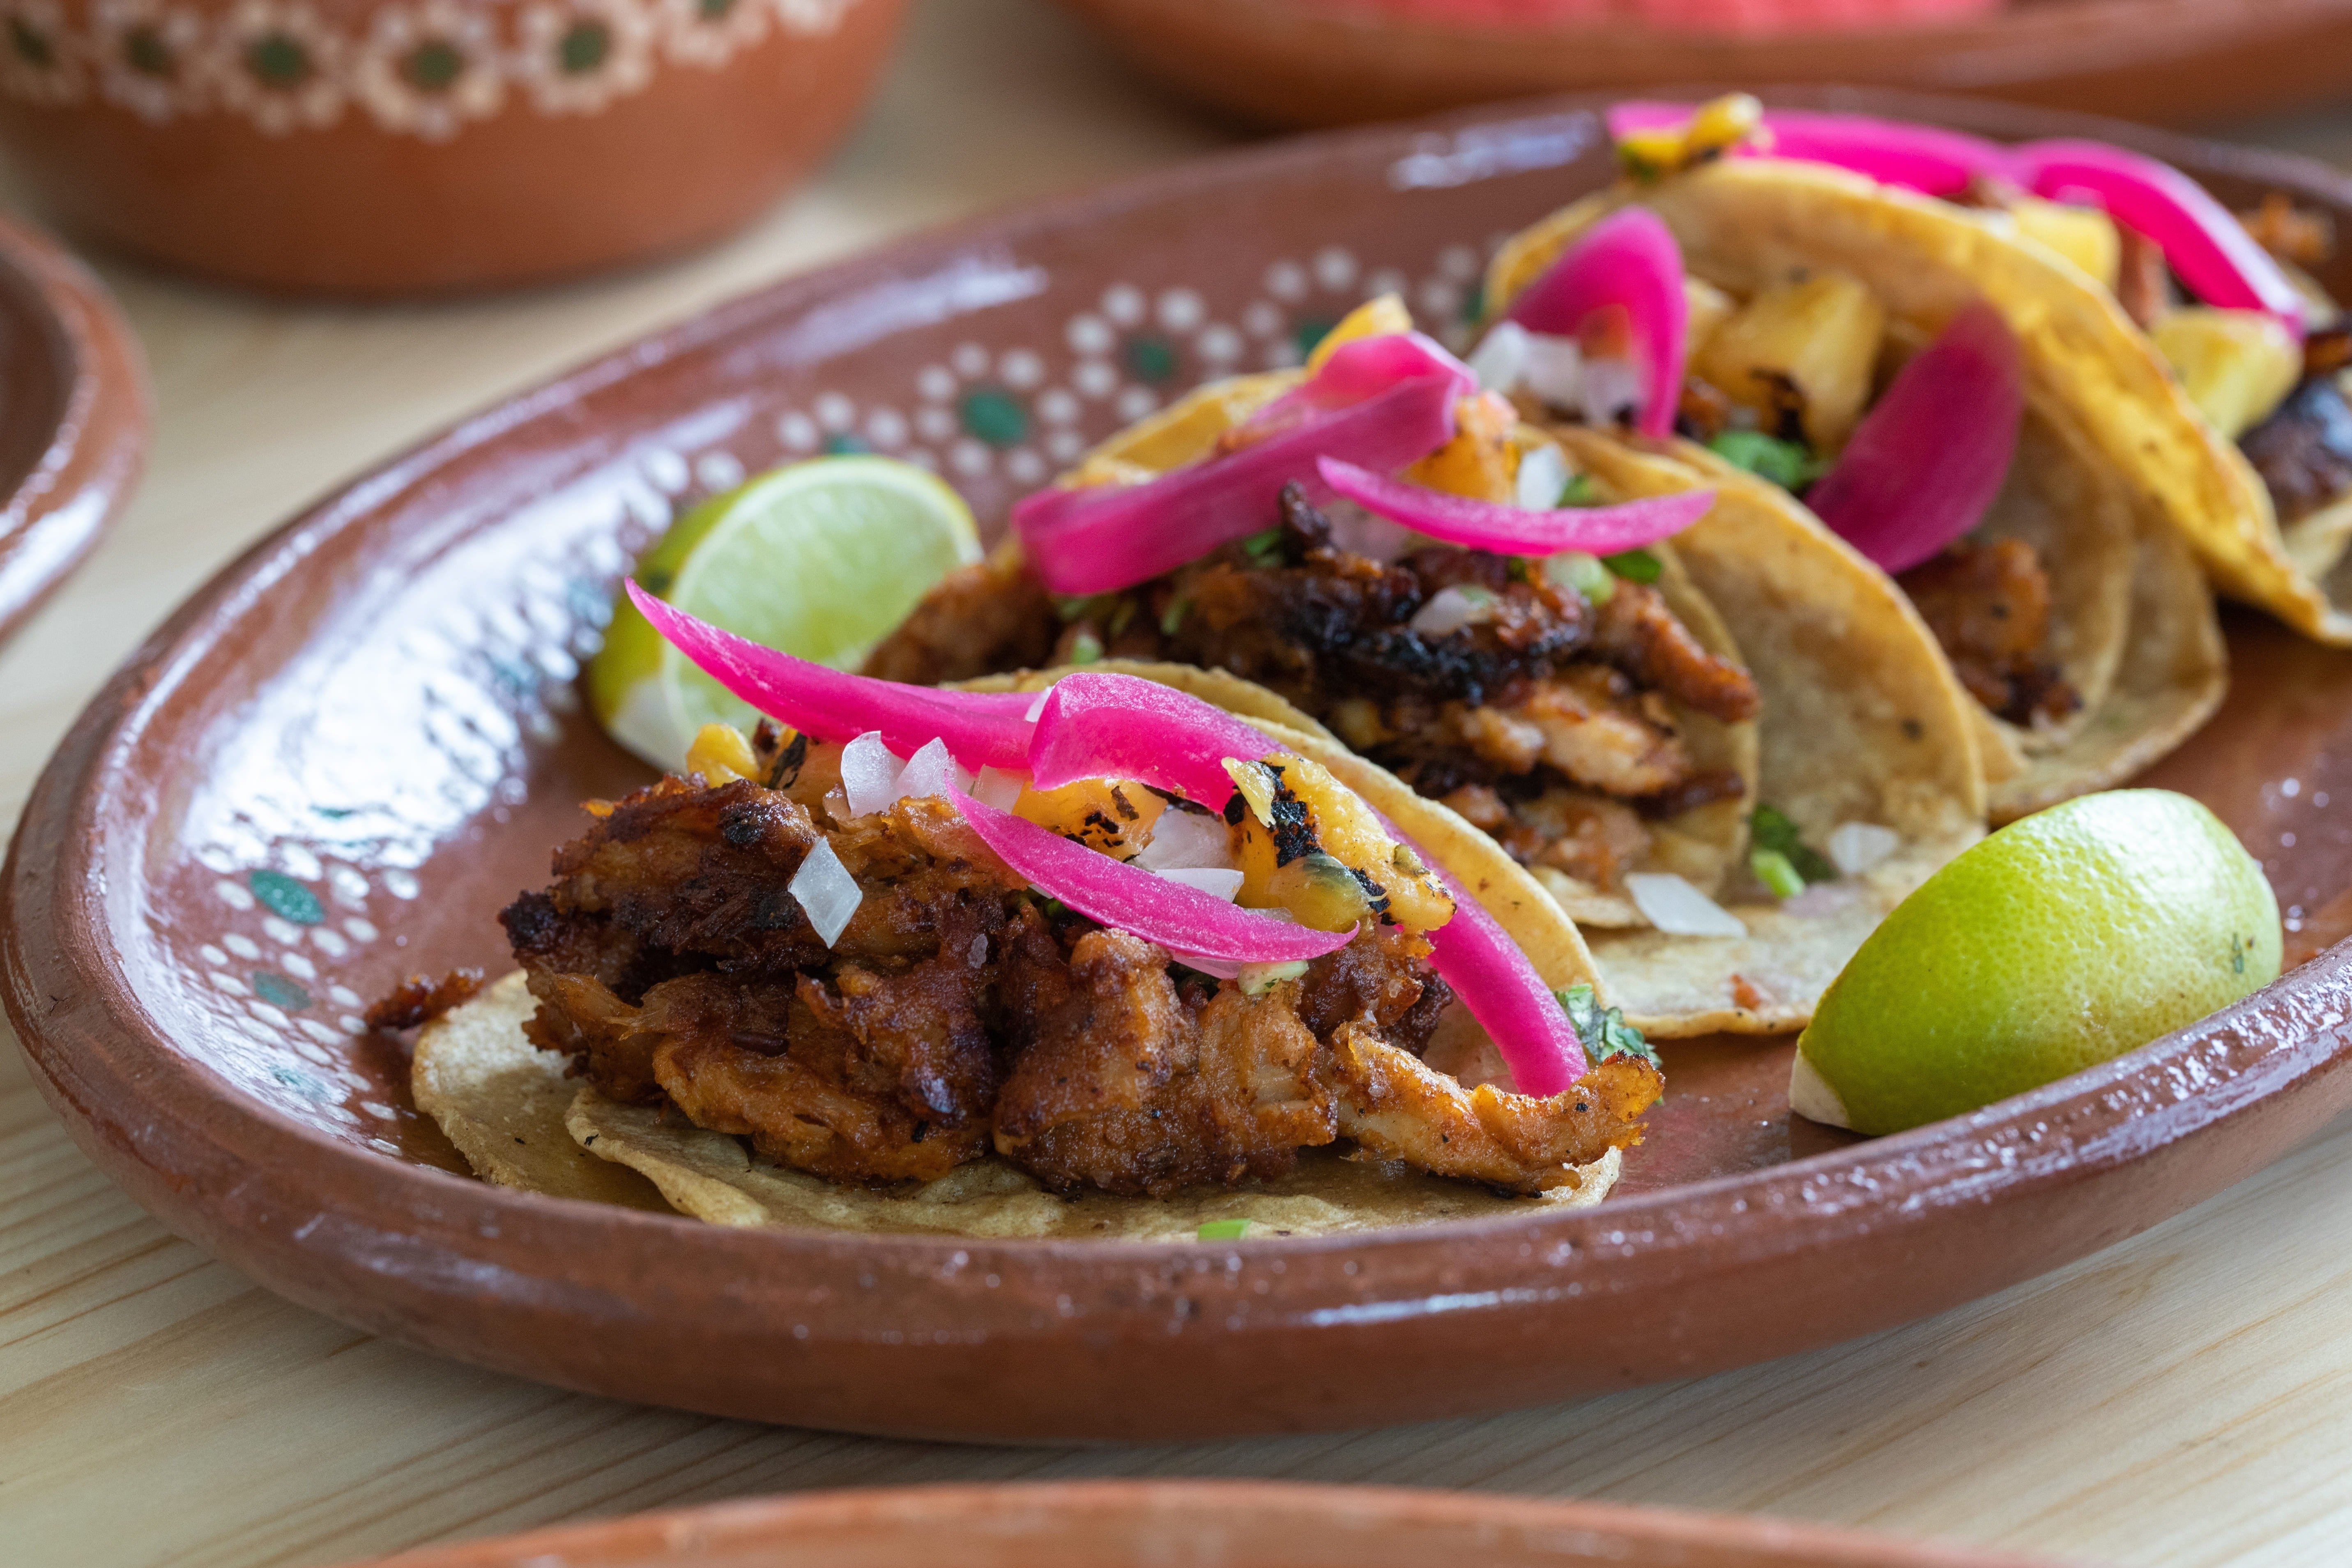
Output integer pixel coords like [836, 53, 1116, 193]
[10, 90, 2352, 1444]
[1051, 0, 2352, 132]
[342, 1481, 2069, 1568]
[0, 212, 146, 644]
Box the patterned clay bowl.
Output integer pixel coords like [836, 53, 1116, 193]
[1049, 0, 2352, 131]
[0, 0, 905, 296]
[0, 210, 147, 643]
[340, 1481, 2073, 1568]
[10, 88, 2352, 1443]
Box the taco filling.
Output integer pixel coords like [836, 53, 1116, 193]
[476, 610, 1657, 1213]
[873, 476, 1759, 913]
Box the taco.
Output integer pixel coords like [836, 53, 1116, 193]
[865, 299, 1986, 1034]
[399, 617, 1662, 1239]
[1481, 99, 2228, 822]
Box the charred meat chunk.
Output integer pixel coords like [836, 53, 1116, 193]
[502, 775, 1652, 1196]
[1898, 539, 2081, 728]
[2242, 374, 2352, 523]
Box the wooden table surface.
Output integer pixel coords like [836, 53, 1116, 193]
[7, 6, 2352, 1566]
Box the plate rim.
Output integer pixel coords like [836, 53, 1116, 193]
[0, 210, 149, 647]
[9, 87, 2352, 1441]
[340, 1478, 2074, 1568]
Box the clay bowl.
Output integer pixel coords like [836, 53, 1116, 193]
[0, 0, 906, 297]
[12, 87, 2352, 1443]
[1049, 0, 2352, 132]
[341, 1481, 2071, 1568]
[0, 211, 147, 644]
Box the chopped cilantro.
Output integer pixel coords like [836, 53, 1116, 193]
[1159, 596, 1190, 636]
[1067, 631, 1104, 664]
[1197, 1218, 1252, 1241]
[1707, 429, 1825, 490]
[1751, 804, 1837, 884]
[1558, 472, 1598, 506]
[1053, 591, 1119, 623]
[1557, 983, 1660, 1071]
[1240, 525, 1287, 566]
[1602, 547, 1662, 584]
[1750, 847, 1806, 900]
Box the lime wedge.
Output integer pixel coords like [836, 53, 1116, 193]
[1791, 790, 2280, 1136]
[589, 456, 981, 769]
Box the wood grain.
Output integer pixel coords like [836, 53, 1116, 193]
[4, 5, 2352, 1564]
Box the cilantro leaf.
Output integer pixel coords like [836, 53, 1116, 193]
[1602, 547, 1662, 584]
[1707, 430, 1826, 491]
[1751, 804, 1838, 884]
[1557, 982, 1662, 1071]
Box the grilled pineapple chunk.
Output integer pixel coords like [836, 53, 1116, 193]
[1015, 778, 1166, 859]
[2010, 196, 2121, 289]
[1693, 272, 1887, 454]
[1227, 754, 1454, 934]
[1406, 389, 1520, 502]
[2153, 306, 2301, 440]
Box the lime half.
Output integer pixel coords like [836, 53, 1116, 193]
[589, 456, 981, 769]
[1791, 790, 2280, 1135]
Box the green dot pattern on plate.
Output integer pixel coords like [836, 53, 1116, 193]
[9, 17, 53, 65]
[403, 39, 463, 90]
[958, 388, 1028, 448]
[822, 432, 872, 456]
[252, 971, 313, 1011]
[1123, 336, 1178, 384]
[247, 32, 309, 84]
[558, 21, 608, 73]
[249, 870, 324, 925]
[124, 25, 172, 75]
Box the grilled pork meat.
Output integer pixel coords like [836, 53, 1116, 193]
[1898, 539, 2080, 730]
[2243, 373, 2352, 526]
[503, 774, 1653, 1197]
[863, 484, 1758, 892]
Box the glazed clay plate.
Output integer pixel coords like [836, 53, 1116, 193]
[10, 90, 2352, 1443]
[0, 212, 147, 644]
[344, 1481, 2070, 1568]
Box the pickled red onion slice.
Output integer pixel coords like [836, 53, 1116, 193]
[1008, 333, 1470, 596]
[1606, 102, 2303, 334]
[1405, 818, 1587, 1094]
[1806, 300, 2022, 574]
[1316, 456, 1712, 557]
[948, 784, 1352, 966]
[1026, 671, 1278, 812]
[1501, 207, 1688, 437]
[625, 581, 1036, 770]
[2010, 140, 2306, 329]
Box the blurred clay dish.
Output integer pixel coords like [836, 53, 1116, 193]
[1050, 0, 2352, 131]
[0, 0, 906, 296]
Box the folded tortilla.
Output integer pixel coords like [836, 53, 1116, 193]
[1486, 160, 2229, 817]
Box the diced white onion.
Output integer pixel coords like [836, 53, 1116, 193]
[1826, 821, 1901, 877]
[1466, 320, 1530, 393]
[1154, 866, 1245, 901]
[891, 736, 972, 804]
[1238, 959, 1311, 996]
[788, 838, 863, 948]
[1023, 689, 1052, 723]
[1515, 441, 1571, 511]
[1133, 807, 1236, 871]
[1626, 872, 1748, 937]
[1409, 584, 1497, 637]
[1578, 356, 1647, 428]
[1520, 332, 1586, 407]
[971, 765, 1029, 811]
[839, 730, 904, 818]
